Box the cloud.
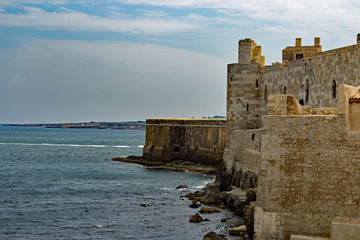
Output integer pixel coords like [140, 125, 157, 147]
[0, 39, 226, 123]
[0, 6, 199, 34]
[116, 0, 360, 33]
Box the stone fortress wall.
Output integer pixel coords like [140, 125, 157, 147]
[224, 35, 360, 239]
[143, 118, 226, 166]
[142, 34, 360, 239]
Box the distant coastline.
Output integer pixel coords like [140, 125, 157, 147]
[3, 121, 146, 130]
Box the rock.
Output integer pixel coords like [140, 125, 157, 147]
[189, 203, 201, 208]
[203, 232, 227, 240]
[194, 191, 205, 197]
[185, 193, 194, 198]
[176, 185, 188, 189]
[246, 188, 256, 203]
[221, 218, 228, 222]
[199, 207, 220, 214]
[229, 225, 247, 236]
[243, 201, 256, 238]
[140, 204, 148, 207]
[189, 213, 204, 223]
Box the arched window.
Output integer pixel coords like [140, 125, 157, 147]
[283, 85, 287, 94]
[305, 79, 310, 103]
[264, 85, 268, 104]
[332, 80, 337, 98]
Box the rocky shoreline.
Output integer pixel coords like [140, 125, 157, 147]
[112, 156, 257, 239]
[111, 156, 217, 175]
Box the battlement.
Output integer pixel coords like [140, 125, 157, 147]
[282, 37, 322, 63]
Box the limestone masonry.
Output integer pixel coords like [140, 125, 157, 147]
[143, 34, 360, 239]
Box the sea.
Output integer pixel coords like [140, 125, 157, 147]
[0, 125, 241, 240]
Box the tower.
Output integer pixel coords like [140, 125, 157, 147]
[226, 39, 264, 141]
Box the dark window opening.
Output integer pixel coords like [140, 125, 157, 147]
[264, 85, 268, 104]
[305, 79, 310, 103]
[246, 104, 249, 112]
[256, 79, 259, 88]
[150, 145, 155, 152]
[332, 80, 337, 98]
[173, 146, 180, 152]
[296, 53, 304, 60]
[229, 78, 233, 82]
[299, 99, 304, 106]
[252, 133, 255, 141]
[283, 85, 287, 94]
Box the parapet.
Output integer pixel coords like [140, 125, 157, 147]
[238, 38, 265, 65]
[282, 37, 322, 63]
[268, 94, 337, 116]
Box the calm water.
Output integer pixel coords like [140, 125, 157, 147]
[0, 126, 240, 239]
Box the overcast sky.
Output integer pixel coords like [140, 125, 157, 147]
[1, 0, 360, 123]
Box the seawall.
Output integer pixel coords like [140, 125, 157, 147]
[143, 118, 226, 166]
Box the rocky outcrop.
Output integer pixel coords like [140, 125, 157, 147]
[189, 213, 204, 223]
[199, 207, 220, 214]
[200, 161, 258, 238]
[202, 232, 227, 240]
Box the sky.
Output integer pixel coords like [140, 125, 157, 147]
[1, 1, 360, 123]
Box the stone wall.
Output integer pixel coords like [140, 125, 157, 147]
[254, 92, 360, 239]
[143, 118, 226, 166]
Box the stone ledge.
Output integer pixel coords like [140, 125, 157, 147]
[290, 235, 329, 240]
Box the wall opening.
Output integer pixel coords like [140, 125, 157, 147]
[283, 85, 287, 94]
[305, 79, 310, 103]
[332, 80, 337, 98]
[150, 145, 155, 152]
[264, 85, 268, 104]
[247, 104, 249, 112]
[256, 79, 259, 88]
[296, 53, 304, 60]
[173, 146, 180, 152]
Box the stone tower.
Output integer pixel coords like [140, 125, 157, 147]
[226, 38, 264, 142]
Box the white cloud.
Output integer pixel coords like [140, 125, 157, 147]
[116, 0, 360, 34]
[0, 6, 199, 34]
[0, 39, 226, 123]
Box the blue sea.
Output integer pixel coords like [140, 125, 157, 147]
[0, 125, 240, 239]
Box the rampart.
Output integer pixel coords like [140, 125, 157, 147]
[254, 90, 360, 239]
[143, 118, 226, 166]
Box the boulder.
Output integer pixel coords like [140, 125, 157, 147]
[176, 185, 188, 189]
[199, 207, 220, 214]
[189, 213, 204, 223]
[203, 231, 227, 240]
[229, 225, 247, 236]
[244, 201, 256, 238]
[189, 202, 201, 208]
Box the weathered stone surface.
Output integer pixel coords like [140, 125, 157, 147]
[189, 213, 204, 223]
[143, 119, 226, 166]
[244, 201, 256, 238]
[199, 207, 220, 214]
[229, 225, 247, 236]
[203, 232, 227, 240]
[189, 202, 201, 208]
[246, 188, 256, 204]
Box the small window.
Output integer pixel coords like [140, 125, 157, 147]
[305, 79, 310, 103]
[247, 104, 249, 112]
[296, 54, 304, 60]
[256, 79, 259, 88]
[229, 78, 233, 82]
[264, 85, 268, 104]
[283, 86, 287, 94]
[332, 80, 337, 98]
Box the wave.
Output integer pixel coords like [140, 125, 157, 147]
[0, 142, 136, 148]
